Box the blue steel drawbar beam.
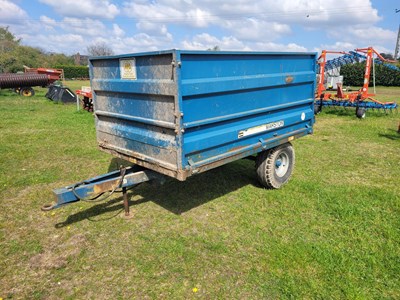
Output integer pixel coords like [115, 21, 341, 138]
[43, 167, 160, 214]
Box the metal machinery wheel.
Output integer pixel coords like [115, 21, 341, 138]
[12, 87, 21, 94]
[314, 103, 322, 114]
[19, 87, 35, 97]
[356, 107, 366, 119]
[256, 142, 295, 189]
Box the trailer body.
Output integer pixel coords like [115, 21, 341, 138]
[89, 50, 316, 181]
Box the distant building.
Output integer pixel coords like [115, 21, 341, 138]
[74, 52, 89, 66]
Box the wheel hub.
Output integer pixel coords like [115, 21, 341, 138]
[275, 152, 289, 177]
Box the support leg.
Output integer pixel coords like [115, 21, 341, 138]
[123, 187, 130, 216]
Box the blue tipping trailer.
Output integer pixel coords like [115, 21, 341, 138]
[44, 50, 317, 214]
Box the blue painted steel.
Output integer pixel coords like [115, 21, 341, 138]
[318, 99, 398, 110]
[319, 51, 400, 72]
[323, 52, 362, 71]
[89, 50, 317, 180]
[52, 167, 158, 208]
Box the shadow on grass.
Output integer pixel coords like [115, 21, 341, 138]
[55, 158, 258, 228]
[55, 195, 148, 228]
[378, 129, 400, 140]
[322, 108, 356, 117]
[107, 157, 131, 171]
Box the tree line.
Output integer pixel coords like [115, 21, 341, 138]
[0, 27, 74, 73]
[0, 26, 113, 77]
[341, 61, 400, 87]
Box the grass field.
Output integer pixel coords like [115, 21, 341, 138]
[0, 83, 399, 299]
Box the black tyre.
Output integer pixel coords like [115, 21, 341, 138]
[314, 103, 322, 115]
[256, 143, 295, 189]
[356, 107, 366, 119]
[20, 87, 35, 97]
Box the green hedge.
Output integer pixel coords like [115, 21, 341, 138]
[341, 62, 400, 86]
[54, 65, 89, 79]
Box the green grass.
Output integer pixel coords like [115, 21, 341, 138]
[0, 84, 399, 299]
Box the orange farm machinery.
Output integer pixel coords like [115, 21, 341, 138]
[76, 86, 93, 112]
[314, 47, 399, 118]
[0, 67, 64, 96]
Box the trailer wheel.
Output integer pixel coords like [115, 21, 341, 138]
[20, 87, 35, 97]
[356, 107, 366, 119]
[256, 142, 295, 189]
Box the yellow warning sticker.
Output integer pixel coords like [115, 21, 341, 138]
[120, 58, 137, 80]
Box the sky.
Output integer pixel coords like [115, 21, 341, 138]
[0, 0, 399, 56]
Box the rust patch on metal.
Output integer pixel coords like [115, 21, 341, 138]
[285, 75, 294, 84]
[227, 145, 245, 153]
[93, 181, 118, 194]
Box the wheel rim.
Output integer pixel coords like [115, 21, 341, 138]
[275, 152, 289, 177]
[22, 89, 32, 96]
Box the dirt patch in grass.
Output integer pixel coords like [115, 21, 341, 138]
[29, 234, 87, 271]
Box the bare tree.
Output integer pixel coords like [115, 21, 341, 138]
[86, 42, 114, 56]
[207, 45, 220, 51]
